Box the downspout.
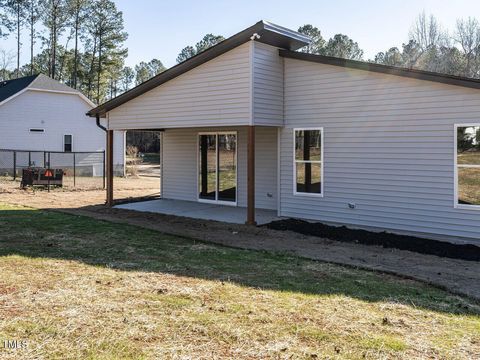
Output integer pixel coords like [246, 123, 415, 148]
[95, 113, 110, 203]
[95, 114, 107, 132]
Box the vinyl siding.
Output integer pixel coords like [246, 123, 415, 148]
[107, 43, 252, 130]
[252, 42, 284, 126]
[0, 90, 125, 172]
[162, 126, 277, 210]
[281, 58, 480, 241]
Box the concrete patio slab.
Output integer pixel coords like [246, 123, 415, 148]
[115, 198, 280, 225]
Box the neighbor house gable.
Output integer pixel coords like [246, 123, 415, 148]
[0, 74, 95, 108]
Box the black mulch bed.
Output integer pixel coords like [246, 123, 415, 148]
[265, 219, 480, 262]
[113, 195, 161, 206]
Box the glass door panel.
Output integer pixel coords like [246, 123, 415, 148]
[218, 134, 236, 202]
[198, 134, 216, 201]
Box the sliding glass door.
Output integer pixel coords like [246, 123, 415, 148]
[198, 132, 237, 204]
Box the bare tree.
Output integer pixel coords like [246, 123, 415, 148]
[455, 17, 480, 77]
[410, 11, 444, 51]
[0, 48, 15, 80]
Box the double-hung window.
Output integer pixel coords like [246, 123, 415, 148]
[456, 124, 480, 208]
[294, 128, 323, 196]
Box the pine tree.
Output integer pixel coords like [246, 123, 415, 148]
[42, 0, 69, 79]
[25, 0, 41, 75]
[134, 58, 165, 85]
[298, 25, 325, 54]
[6, 0, 27, 78]
[87, 0, 127, 103]
[120, 66, 134, 92]
[68, 0, 90, 88]
[0, 0, 13, 39]
[176, 34, 224, 63]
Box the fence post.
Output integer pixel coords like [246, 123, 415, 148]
[47, 152, 51, 192]
[28, 151, 31, 167]
[13, 151, 16, 180]
[73, 152, 76, 187]
[103, 150, 106, 190]
[43, 151, 46, 168]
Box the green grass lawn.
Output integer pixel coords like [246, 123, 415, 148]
[0, 203, 479, 359]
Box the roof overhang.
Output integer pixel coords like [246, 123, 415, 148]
[279, 50, 480, 90]
[87, 21, 311, 118]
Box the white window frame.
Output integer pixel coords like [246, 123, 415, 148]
[454, 123, 480, 210]
[197, 131, 238, 206]
[63, 134, 73, 153]
[293, 127, 324, 197]
[29, 128, 45, 133]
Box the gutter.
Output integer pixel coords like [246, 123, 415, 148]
[96, 114, 107, 132]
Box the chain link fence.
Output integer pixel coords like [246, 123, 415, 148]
[0, 149, 105, 189]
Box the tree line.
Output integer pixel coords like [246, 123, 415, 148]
[0, 0, 129, 103]
[2, 6, 480, 106]
[297, 12, 480, 79]
[0, 0, 168, 103]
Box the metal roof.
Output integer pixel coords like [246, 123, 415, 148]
[87, 20, 311, 117]
[279, 50, 480, 90]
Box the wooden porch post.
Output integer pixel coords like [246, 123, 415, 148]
[106, 130, 114, 206]
[246, 125, 256, 225]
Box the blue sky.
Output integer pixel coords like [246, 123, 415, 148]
[115, 0, 480, 67]
[2, 0, 480, 69]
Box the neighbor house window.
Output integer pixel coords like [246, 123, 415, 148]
[456, 124, 480, 208]
[29, 128, 44, 133]
[294, 128, 323, 195]
[64, 134, 73, 152]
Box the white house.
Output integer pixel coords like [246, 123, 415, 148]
[88, 21, 480, 242]
[0, 74, 125, 175]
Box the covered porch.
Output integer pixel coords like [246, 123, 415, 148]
[105, 125, 279, 225]
[115, 198, 280, 225]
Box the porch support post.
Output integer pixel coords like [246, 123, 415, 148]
[246, 125, 256, 225]
[106, 130, 114, 206]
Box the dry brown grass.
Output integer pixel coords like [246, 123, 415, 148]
[0, 176, 160, 208]
[0, 203, 479, 359]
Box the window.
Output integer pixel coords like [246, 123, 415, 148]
[29, 128, 44, 133]
[64, 134, 73, 152]
[294, 128, 323, 195]
[456, 124, 480, 208]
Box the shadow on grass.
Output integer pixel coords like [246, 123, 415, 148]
[0, 207, 479, 316]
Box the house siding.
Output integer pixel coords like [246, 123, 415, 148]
[107, 43, 252, 130]
[281, 58, 480, 240]
[162, 126, 277, 210]
[0, 90, 125, 173]
[253, 42, 284, 126]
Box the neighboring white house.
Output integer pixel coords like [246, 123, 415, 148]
[88, 21, 480, 242]
[0, 74, 125, 175]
